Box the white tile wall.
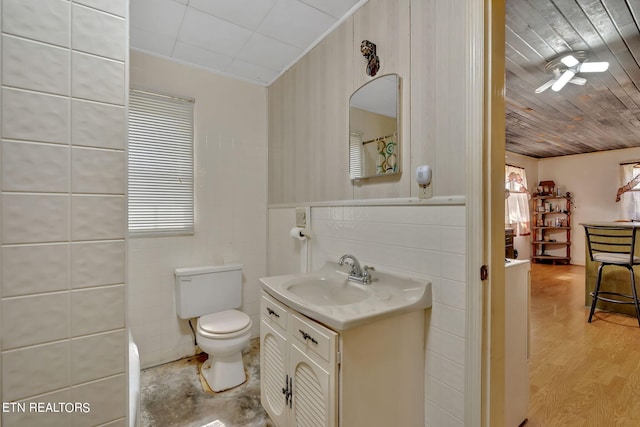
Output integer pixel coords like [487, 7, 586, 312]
[268, 204, 466, 426]
[2, 35, 70, 95]
[72, 100, 126, 149]
[1, 0, 128, 424]
[72, 52, 125, 104]
[2, 194, 70, 244]
[1, 88, 70, 144]
[2, 388, 73, 426]
[1, 141, 70, 192]
[1, 0, 70, 47]
[128, 52, 268, 368]
[2, 244, 70, 297]
[2, 292, 70, 349]
[72, 5, 127, 61]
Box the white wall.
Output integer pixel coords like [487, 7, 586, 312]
[538, 147, 640, 265]
[268, 204, 466, 426]
[1, 0, 129, 425]
[128, 52, 268, 368]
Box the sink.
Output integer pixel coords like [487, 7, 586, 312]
[259, 262, 432, 330]
[285, 277, 370, 306]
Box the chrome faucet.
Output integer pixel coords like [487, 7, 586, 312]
[338, 254, 375, 284]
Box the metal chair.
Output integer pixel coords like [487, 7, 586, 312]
[583, 225, 640, 326]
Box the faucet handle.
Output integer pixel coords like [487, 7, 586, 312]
[362, 265, 375, 284]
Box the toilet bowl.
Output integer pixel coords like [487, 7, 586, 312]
[197, 310, 252, 392]
[174, 264, 251, 392]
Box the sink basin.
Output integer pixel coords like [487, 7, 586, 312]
[285, 277, 369, 306]
[259, 262, 432, 330]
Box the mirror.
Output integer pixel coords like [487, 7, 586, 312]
[349, 74, 400, 180]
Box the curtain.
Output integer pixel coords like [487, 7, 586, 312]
[505, 165, 531, 236]
[376, 136, 398, 174]
[618, 163, 640, 220]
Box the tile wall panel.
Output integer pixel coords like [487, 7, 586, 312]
[1, 0, 128, 422]
[2, 244, 70, 297]
[71, 241, 126, 288]
[1, 88, 70, 144]
[2, 389, 73, 427]
[71, 285, 126, 336]
[2, 292, 70, 350]
[72, 4, 127, 61]
[72, 52, 125, 104]
[74, 0, 128, 17]
[71, 195, 126, 241]
[1, 0, 70, 47]
[1, 194, 69, 244]
[2, 35, 70, 95]
[72, 100, 126, 149]
[71, 330, 126, 383]
[1, 141, 69, 193]
[70, 375, 126, 427]
[2, 341, 71, 401]
[71, 147, 126, 194]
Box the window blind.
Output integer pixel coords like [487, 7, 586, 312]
[128, 89, 194, 236]
[349, 131, 363, 179]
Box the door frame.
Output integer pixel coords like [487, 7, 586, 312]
[465, 0, 506, 426]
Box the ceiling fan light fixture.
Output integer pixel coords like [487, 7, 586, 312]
[552, 69, 575, 91]
[561, 54, 579, 67]
[579, 61, 609, 73]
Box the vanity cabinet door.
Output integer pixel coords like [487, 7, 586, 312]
[289, 344, 337, 427]
[260, 319, 288, 427]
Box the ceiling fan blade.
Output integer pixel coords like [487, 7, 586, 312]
[569, 77, 587, 85]
[535, 79, 555, 93]
[561, 54, 579, 68]
[552, 69, 575, 91]
[579, 61, 609, 72]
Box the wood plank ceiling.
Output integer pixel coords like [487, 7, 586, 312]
[506, 0, 640, 158]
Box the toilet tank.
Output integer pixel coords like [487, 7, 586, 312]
[174, 264, 243, 319]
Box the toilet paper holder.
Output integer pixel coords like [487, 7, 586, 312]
[290, 227, 311, 240]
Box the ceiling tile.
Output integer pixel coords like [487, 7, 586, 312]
[300, 0, 360, 19]
[130, 0, 185, 38]
[225, 59, 279, 85]
[177, 8, 254, 56]
[236, 33, 302, 71]
[257, 0, 336, 49]
[188, 0, 278, 30]
[173, 42, 234, 71]
[130, 0, 369, 86]
[130, 27, 176, 56]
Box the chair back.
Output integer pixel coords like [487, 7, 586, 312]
[583, 225, 638, 265]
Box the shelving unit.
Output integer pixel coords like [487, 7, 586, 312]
[531, 194, 572, 264]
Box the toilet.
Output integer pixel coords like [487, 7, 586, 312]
[174, 264, 252, 392]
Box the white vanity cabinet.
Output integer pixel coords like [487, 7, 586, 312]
[261, 292, 338, 427]
[260, 291, 425, 427]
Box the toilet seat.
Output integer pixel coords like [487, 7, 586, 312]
[198, 310, 252, 339]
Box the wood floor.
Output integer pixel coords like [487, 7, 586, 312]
[527, 263, 640, 427]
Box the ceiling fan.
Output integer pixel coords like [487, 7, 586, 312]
[535, 51, 609, 94]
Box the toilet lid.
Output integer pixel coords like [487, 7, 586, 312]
[199, 310, 250, 334]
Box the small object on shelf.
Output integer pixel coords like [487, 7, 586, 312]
[537, 180, 556, 196]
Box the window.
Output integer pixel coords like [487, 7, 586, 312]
[128, 89, 194, 236]
[617, 162, 640, 220]
[505, 165, 530, 235]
